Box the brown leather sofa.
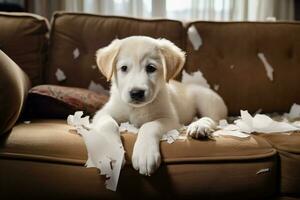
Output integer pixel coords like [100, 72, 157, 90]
[0, 12, 300, 200]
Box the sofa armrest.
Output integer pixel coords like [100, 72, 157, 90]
[0, 50, 31, 135]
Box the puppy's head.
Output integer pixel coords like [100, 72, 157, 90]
[96, 36, 185, 107]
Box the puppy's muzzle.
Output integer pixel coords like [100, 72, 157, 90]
[130, 88, 145, 102]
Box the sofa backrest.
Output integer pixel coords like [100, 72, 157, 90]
[0, 12, 49, 86]
[185, 22, 300, 115]
[45, 12, 185, 89]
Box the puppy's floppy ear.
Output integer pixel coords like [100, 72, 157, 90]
[158, 38, 186, 81]
[96, 39, 121, 81]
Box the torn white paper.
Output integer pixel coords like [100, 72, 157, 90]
[67, 112, 125, 191]
[181, 70, 210, 88]
[119, 122, 139, 134]
[88, 80, 109, 95]
[218, 119, 228, 129]
[73, 48, 80, 59]
[67, 111, 90, 129]
[161, 129, 186, 144]
[55, 68, 66, 82]
[257, 53, 274, 81]
[235, 110, 300, 134]
[256, 168, 270, 175]
[187, 25, 202, 51]
[212, 130, 250, 139]
[213, 84, 219, 91]
[23, 120, 31, 124]
[287, 103, 300, 120]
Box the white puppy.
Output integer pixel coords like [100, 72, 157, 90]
[92, 36, 227, 176]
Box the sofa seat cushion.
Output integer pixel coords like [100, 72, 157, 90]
[0, 119, 278, 198]
[258, 132, 300, 196]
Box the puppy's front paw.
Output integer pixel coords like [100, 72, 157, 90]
[187, 117, 216, 139]
[132, 139, 161, 176]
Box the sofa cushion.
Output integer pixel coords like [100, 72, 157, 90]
[0, 120, 278, 198]
[46, 12, 185, 89]
[258, 132, 300, 196]
[0, 12, 49, 86]
[23, 85, 109, 119]
[185, 22, 300, 115]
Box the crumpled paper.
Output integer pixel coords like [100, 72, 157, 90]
[55, 68, 66, 82]
[88, 80, 109, 95]
[235, 110, 300, 134]
[73, 48, 80, 59]
[119, 122, 139, 134]
[161, 129, 187, 144]
[119, 122, 186, 143]
[187, 25, 202, 50]
[258, 53, 274, 81]
[213, 106, 300, 138]
[181, 69, 210, 88]
[67, 111, 124, 191]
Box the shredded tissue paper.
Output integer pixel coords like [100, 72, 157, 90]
[67, 103, 300, 191]
[187, 25, 202, 51]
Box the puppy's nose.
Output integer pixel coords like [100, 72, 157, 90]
[130, 89, 145, 101]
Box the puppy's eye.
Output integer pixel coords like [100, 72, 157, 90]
[146, 64, 156, 73]
[121, 65, 127, 72]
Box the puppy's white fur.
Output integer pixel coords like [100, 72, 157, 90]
[92, 36, 227, 176]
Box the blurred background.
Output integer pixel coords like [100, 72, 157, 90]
[0, 0, 299, 21]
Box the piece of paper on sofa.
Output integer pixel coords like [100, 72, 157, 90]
[212, 130, 250, 138]
[287, 103, 300, 120]
[188, 25, 202, 50]
[55, 68, 66, 82]
[234, 110, 300, 134]
[67, 111, 90, 129]
[88, 80, 109, 95]
[181, 70, 210, 88]
[257, 53, 274, 81]
[161, 129, 187, 144]
[119, 122, 139, 134]
[73, 48, 80, 59]
[67, 112, 125, 191]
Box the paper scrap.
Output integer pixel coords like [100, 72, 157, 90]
[212, 130, 250, 138]
[119, 122, 139, 134]
[23, 121, 31, 124]
[73, 48, 80, 59]
[67, 111, 90, 129]
[161, 129, 186, 144]
[88, 81, 109, 95]
[234, 110, 300, 134]
[187, 25, 202, 50]
[181, 70, 210, 88]
[256, 168, 270, 174]
[218, 119, 228, 129]
[257, 53, 274, 81]
[287, 103, 300, 120]
[55, 68, 66, 82]
[67, 112, 125, 191]
[213, 84, 219, 91]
